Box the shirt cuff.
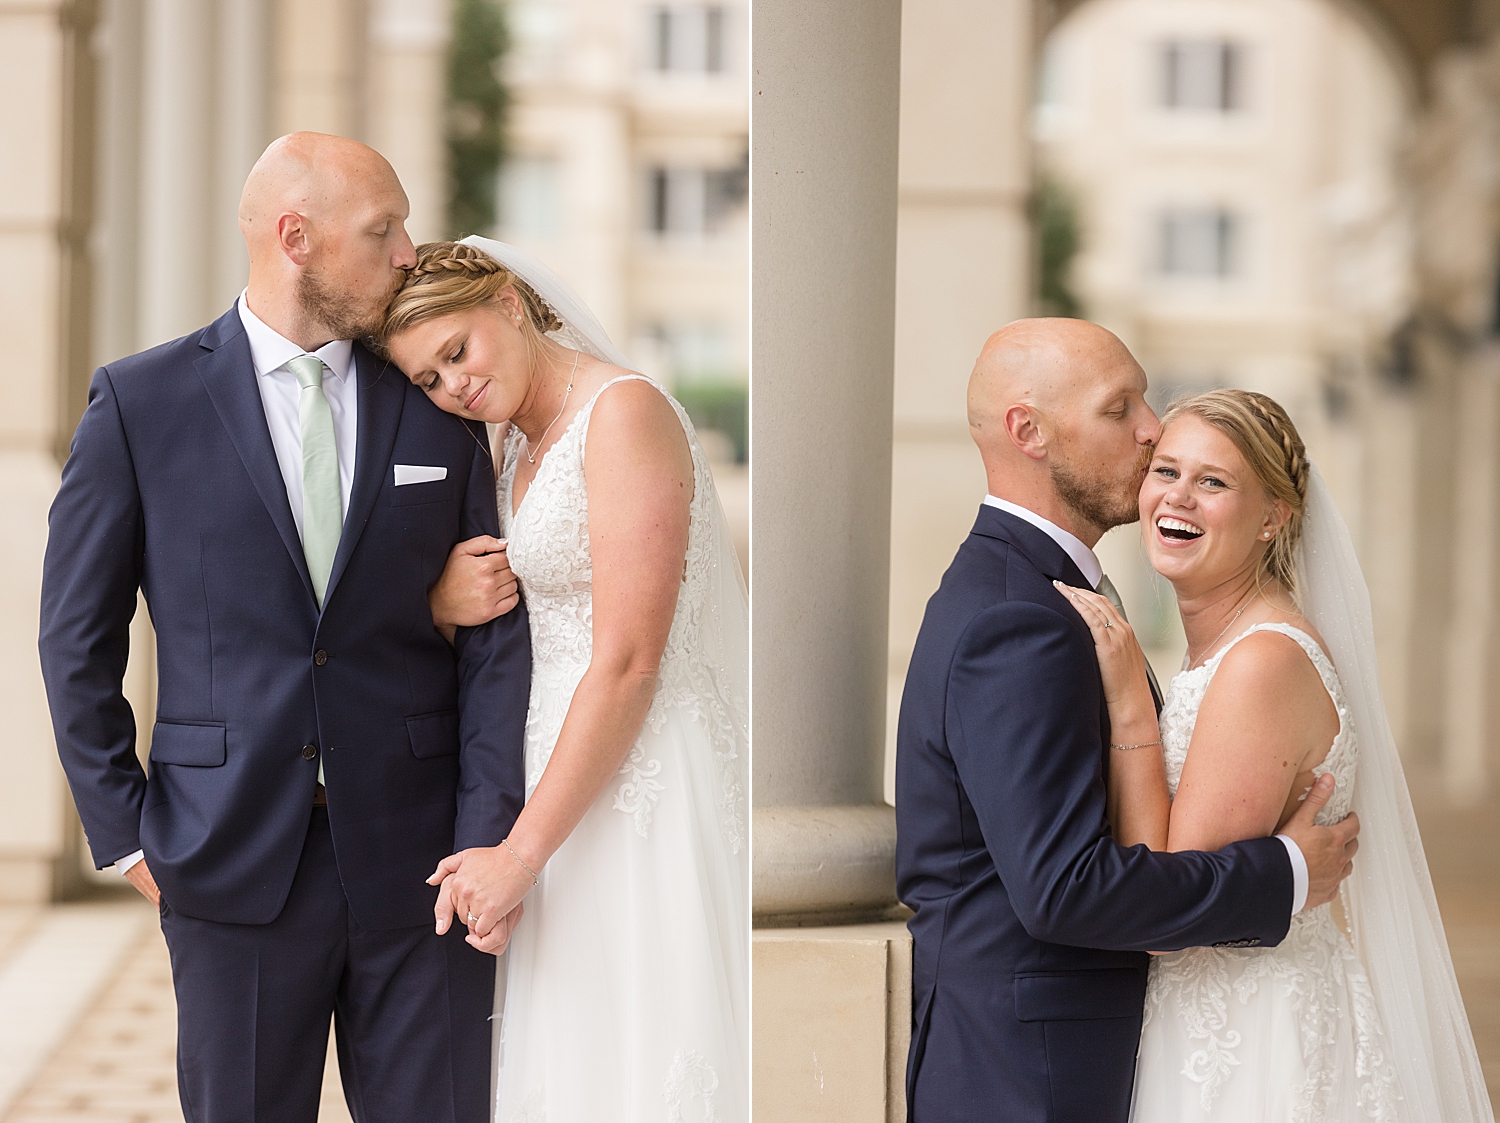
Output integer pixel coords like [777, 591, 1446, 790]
[114, 849, 145, 875]
[1275, 834, 1308, 915]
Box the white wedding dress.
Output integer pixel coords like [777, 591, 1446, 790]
[493, 374, 749, 1123]
[1131, 622, 1401, 1121]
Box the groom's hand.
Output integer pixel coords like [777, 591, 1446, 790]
[429, 537, 519, 632]
[1279, 773, 1359, 910]
[123, 859, 161, 907]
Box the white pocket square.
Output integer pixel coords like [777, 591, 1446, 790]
[394, 464, 448, 486]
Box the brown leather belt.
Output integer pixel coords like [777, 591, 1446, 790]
[313, 782, 327, 807]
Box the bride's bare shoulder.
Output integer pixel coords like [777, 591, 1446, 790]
[582, 372, 691, 470]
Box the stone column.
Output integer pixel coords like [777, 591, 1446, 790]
[0, 0, 93, 901]
[750, 1, 909, 1119]
[1442, 350, 1500, 799]
[272, 0, 367, 139]
[751, 0, 902, 926]
[367, 0, 451, 243]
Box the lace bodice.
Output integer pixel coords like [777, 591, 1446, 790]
[497, 375, 746, 853]
[1159, 623, 1356, 824]
[1137, 622, 1400, 1121]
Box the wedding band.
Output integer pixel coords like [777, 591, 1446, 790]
[1103, 621, 1112, 628]
[467, 911, 478, 925]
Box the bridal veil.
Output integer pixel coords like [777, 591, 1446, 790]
[1297, 464, 1493, 1121]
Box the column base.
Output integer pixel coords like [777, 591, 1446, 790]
[753, 804, 900, 924]
[753, 921, 911, 1123]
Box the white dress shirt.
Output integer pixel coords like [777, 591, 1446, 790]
[238, 291, 358, 531]
[982, 494, 1310, 915]
[115, 294, 359, 878]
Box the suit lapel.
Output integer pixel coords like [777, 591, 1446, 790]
[972, 505, 1093, 590]
[323, 346, 405, 608]
[194, 308, 317, 603]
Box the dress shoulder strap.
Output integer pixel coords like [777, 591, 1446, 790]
[574, 373, 699, 465]
[1212, 622, 1346, 715]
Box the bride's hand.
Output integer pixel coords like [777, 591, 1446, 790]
[1054, 582, 1154, 717]
[428, 845, 537, 954]
[429, 536, 518, 633]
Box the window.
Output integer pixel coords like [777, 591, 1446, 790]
[1157, 209, 1238, 277]
[646, 160, 747, 238]
[1159, 39, 1244, 112]
[648, 5, 728, 74]
[497, 157, 561, 240]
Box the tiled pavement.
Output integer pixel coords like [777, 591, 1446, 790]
[3, 780, 1499, 1119]
[0, 900, 352, 1122]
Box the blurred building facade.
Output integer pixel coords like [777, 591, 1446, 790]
[495, 0, 748, 461]
[0, 0, 453, 902]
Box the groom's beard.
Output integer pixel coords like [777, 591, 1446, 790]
[1051, 442, 1153, 535]
[296, 266, 396, 341]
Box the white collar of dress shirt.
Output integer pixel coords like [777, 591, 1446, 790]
[237, 290, 355, 382]
[982, 494, 1104, 588]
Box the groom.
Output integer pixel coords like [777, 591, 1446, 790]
[894, 318, 1360, 1122]
[39, 133, 528, 1122]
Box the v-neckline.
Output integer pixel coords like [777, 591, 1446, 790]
[509, 382, 598, 520]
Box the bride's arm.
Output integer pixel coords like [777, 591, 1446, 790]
[1164, 633, 1335, 853]
[1056, 583, 1169, 850]
[432, 380, 694, 951]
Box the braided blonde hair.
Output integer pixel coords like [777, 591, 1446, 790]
[1161, 389, 1310, 597]
[377, 241, 561, 361]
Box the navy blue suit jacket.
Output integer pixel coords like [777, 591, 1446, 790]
[39, 306, 530, 930]
[894, 505, 1294, 1123]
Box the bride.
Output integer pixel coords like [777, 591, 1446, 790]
[378, 237, 748, 1122]
[1058, 389, 1491, 1122]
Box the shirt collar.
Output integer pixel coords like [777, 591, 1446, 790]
[982, 495, 1104, 588]
[237, 290, 355, 383]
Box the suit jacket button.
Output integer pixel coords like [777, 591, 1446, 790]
[301, 744, 318, 760]
[313, 649, 328, 666]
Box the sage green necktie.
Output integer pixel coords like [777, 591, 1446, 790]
[1096, 572, 1163, 705]
[287, 355, 343, 609]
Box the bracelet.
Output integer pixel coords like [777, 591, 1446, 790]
[1111, 739, 1162, 751]
[502, 838, 540, 886]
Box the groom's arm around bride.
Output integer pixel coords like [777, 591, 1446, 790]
[894, 319, 1358, 1123]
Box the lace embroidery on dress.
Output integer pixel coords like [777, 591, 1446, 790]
[1144, 622, 1400, 1120]
[664, 1049, 720, 1123]
[498, 375, 747, 850]
[509, 1085, 545, 1123]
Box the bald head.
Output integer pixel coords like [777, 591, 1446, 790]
[239, 132, 402, 256]
[238, 133, 416, 350]
[967, 317, 1159, 544]
[968, 318, 1138, 443]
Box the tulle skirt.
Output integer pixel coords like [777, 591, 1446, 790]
[494, 699, 748, 1123]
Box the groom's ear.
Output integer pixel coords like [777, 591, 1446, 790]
[1005, 404, 1048, 461]
[276, 211, 312, 266]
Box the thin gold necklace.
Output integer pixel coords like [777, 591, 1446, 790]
[1187, 589, 1261, 670]
[524, 350, 581, 465]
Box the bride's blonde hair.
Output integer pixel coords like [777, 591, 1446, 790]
[1161, 388, 1309, 598]
[377, 241, 562, 366]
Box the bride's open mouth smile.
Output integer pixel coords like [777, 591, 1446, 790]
[1155, 514, 1204, 547]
